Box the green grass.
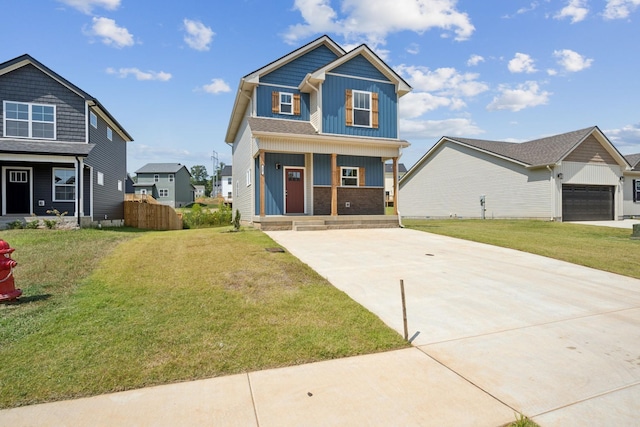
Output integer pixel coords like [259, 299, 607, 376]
[403, 219, 640, 279]
[0, 227, 406, 408]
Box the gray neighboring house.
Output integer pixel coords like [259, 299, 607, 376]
[399, 126, 634, 222]
[134, 163, 195, 208]
[0, 54, 133, 226]
[623, 153, 640, 218]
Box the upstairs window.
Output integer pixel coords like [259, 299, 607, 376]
[271, 91, 300, 115]
[634, 179, 639, 202]
[90, 111, 97, 128]
[169, 174, 174, 182]
[107, 126, 113, 141]
[345, 90, 378, 129]
[154, 174, 159, 182]
[159, 189, 169, 197]
[4, 101, 56, 139]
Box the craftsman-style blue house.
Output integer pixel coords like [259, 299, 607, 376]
[0, 54, 132, 227]
[225, 35, 411, 230]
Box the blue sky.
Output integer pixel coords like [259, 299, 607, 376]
[4, 0, 640, 174]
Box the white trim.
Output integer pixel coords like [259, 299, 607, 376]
[52, 167, 76, 202]
[88, 165, 94, 220]
[97, 171, 104, 186]
[2, 166, 33, 215]
[283, 166, 307, 214]
[78, 159, 85, 217]
[107, 126, 113, 141]
[90, 111, 98, 129]
[327, 72, 395, 86]
[85, 103, 90, 143]
[159, 188, 169, 197]
[118, 180, 123, 192]
[351, 90, 372, 128]
[260, 82, 299, 90]
[340, 166, 359, 187]
[279, 92, 294, 115]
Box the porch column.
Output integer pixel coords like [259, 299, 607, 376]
[393, 157, 399, 215]
[259, 150, 265, 217]
[331, 153, 338, 216]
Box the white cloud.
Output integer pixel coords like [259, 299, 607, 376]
[88, 17, 134, 48]
[106, 67, 172, 81]
[399, 92, 461, 119]
[553, 49, 593, 72]
[284, 0, 475, 49]
[58, 0, 120, 14]
[183, 19, 215, 51]
[396, 65, 489, 97]
[406, 43, 420, 55]
[555, 0, 589, 23]
[399, 118, 484, 139]
[508, 53, 537, 73]
[467, 54, 484, 66]
[201, 78, 231, 94]
[603, 0, 640, 19]
[604, 123, 640, 151]
[546, 68, 558, 76]
[487, 81, 551, 112]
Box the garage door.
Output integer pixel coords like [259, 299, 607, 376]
[562, 185, 614, 221]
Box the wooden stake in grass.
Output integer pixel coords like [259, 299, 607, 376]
[400, 279, 408, 341]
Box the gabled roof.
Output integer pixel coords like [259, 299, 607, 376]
[403, 126, 630, 182]
[136, 163, 191, 175]
[625, 153, 640, 171]
[301, 43, 411, 97]
[220, 165, 232, 176]
[385, 163, 407, 173]
[0, 54, 133, 142]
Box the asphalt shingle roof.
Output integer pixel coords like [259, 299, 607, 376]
[135, 163, 187, 174]
[625, 153, 640, 171]
[446, 127, 597, 167]
[0, 139, 95, 156]
[247, 117, 318, 135]
[385, 163, 407, 173]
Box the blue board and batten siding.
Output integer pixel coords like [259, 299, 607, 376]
[254, 153, 305, 215]
[322, 74, 397, 139]
[261, 44, 339, 87]
[313, 154, 384, 186]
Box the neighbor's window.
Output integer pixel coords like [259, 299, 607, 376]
[341, 167, 359, 186]
[90, 111, 97, 128]
[4, 101, 56, 139]
[159, 189, 169, 197]
[117, 180, 123, 191]
[169, 174, 174, 182]
[227, 177, 232, 185]
[97, 171, 104, 186]
[246, 169, 251, 186]
[154, 174, 159, 182]
[635, 179, 640, 202]
[140, 189, 147, 195]
[227, 191, 232, 199]
[107, 126, 113, 141]
[352, 90, 371, 127]
[53, 168, 76, 201]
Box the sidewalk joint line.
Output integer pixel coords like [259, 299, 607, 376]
[247, 373, 260, 427]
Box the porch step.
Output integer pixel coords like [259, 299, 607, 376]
[293, 220, 328, 231]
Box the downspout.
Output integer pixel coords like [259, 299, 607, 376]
[546, 165, 554, 221]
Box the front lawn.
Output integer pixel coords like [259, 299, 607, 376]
[403, 219, 640, 279]
[0, 228, 407, 408]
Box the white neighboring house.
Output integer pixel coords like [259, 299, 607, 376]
[384, 162, 406, 206]
[220, 165, 233, 204]
[623, 153, 640, 218]
[399, 126, 635, 222]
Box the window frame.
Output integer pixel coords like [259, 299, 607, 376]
[53, 168, 76, 202]
[154, 174, 159, 183]
[107, 126, 113, 141]
[352, 90, 371, 128]
[117, 180, 123, 192]
[159, 188, 169, 197]
[169, 174, 174, 182]
[635, 179, 640, 203]
[97, 171, 104, 186]
[9, 170, 28, 183]
[340, 166, 359, 187]
[3, 100, 56, 140]
[279, 92, 293, 115]
[246, 169, 251, 187]
[90, 111, 98, 128]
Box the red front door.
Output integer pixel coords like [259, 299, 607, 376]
[285, 168, 304, 214]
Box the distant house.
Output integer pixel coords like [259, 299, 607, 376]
[193, 185, 205, 199]
[0, 54, 133, 226]
[399, 126, 634, 222]
[224, 35, 410, 229]
[623, 153, 640, 218]
[220, 165, 232, 203]
[384, 162, 406, 206]
[134, 163, 195, 208]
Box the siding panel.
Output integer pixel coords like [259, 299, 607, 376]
[261, 45, 339, 87]
[564, 135, 618, 164]
[256, 85, 310, 121]
[331, 55, 389, 81]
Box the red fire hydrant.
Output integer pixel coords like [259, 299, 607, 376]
[0, 239, 22, 302]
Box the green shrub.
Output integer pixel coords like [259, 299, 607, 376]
[43, 219, 57, 229]
[233, 209, 241, 231]
[6, 220, 23, 230]
[182, 203, 232, 229]
[25, 220, 40, 229]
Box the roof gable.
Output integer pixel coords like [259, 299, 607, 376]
[136, 163, 190, 175]
[0, 54, 133, 142]
[260, 43, 341, 87]
[625, 153, 640, 171]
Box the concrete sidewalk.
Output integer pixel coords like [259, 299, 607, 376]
[0, 348, 514, 426]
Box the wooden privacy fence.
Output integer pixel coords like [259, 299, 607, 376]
[124, 200, 183, 230]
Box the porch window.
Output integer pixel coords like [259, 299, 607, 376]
[159, 189, 169, 197]
[341, 167, 359, 186]
[53, 168, 76, 201]
[4, 101, 56, 139]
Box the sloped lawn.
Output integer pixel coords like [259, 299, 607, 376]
[0, 227, 407, 408]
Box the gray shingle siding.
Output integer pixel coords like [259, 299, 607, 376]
[0, 64, 86, 142]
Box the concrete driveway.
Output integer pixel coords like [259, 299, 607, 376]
[267, 228, 640, 426]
